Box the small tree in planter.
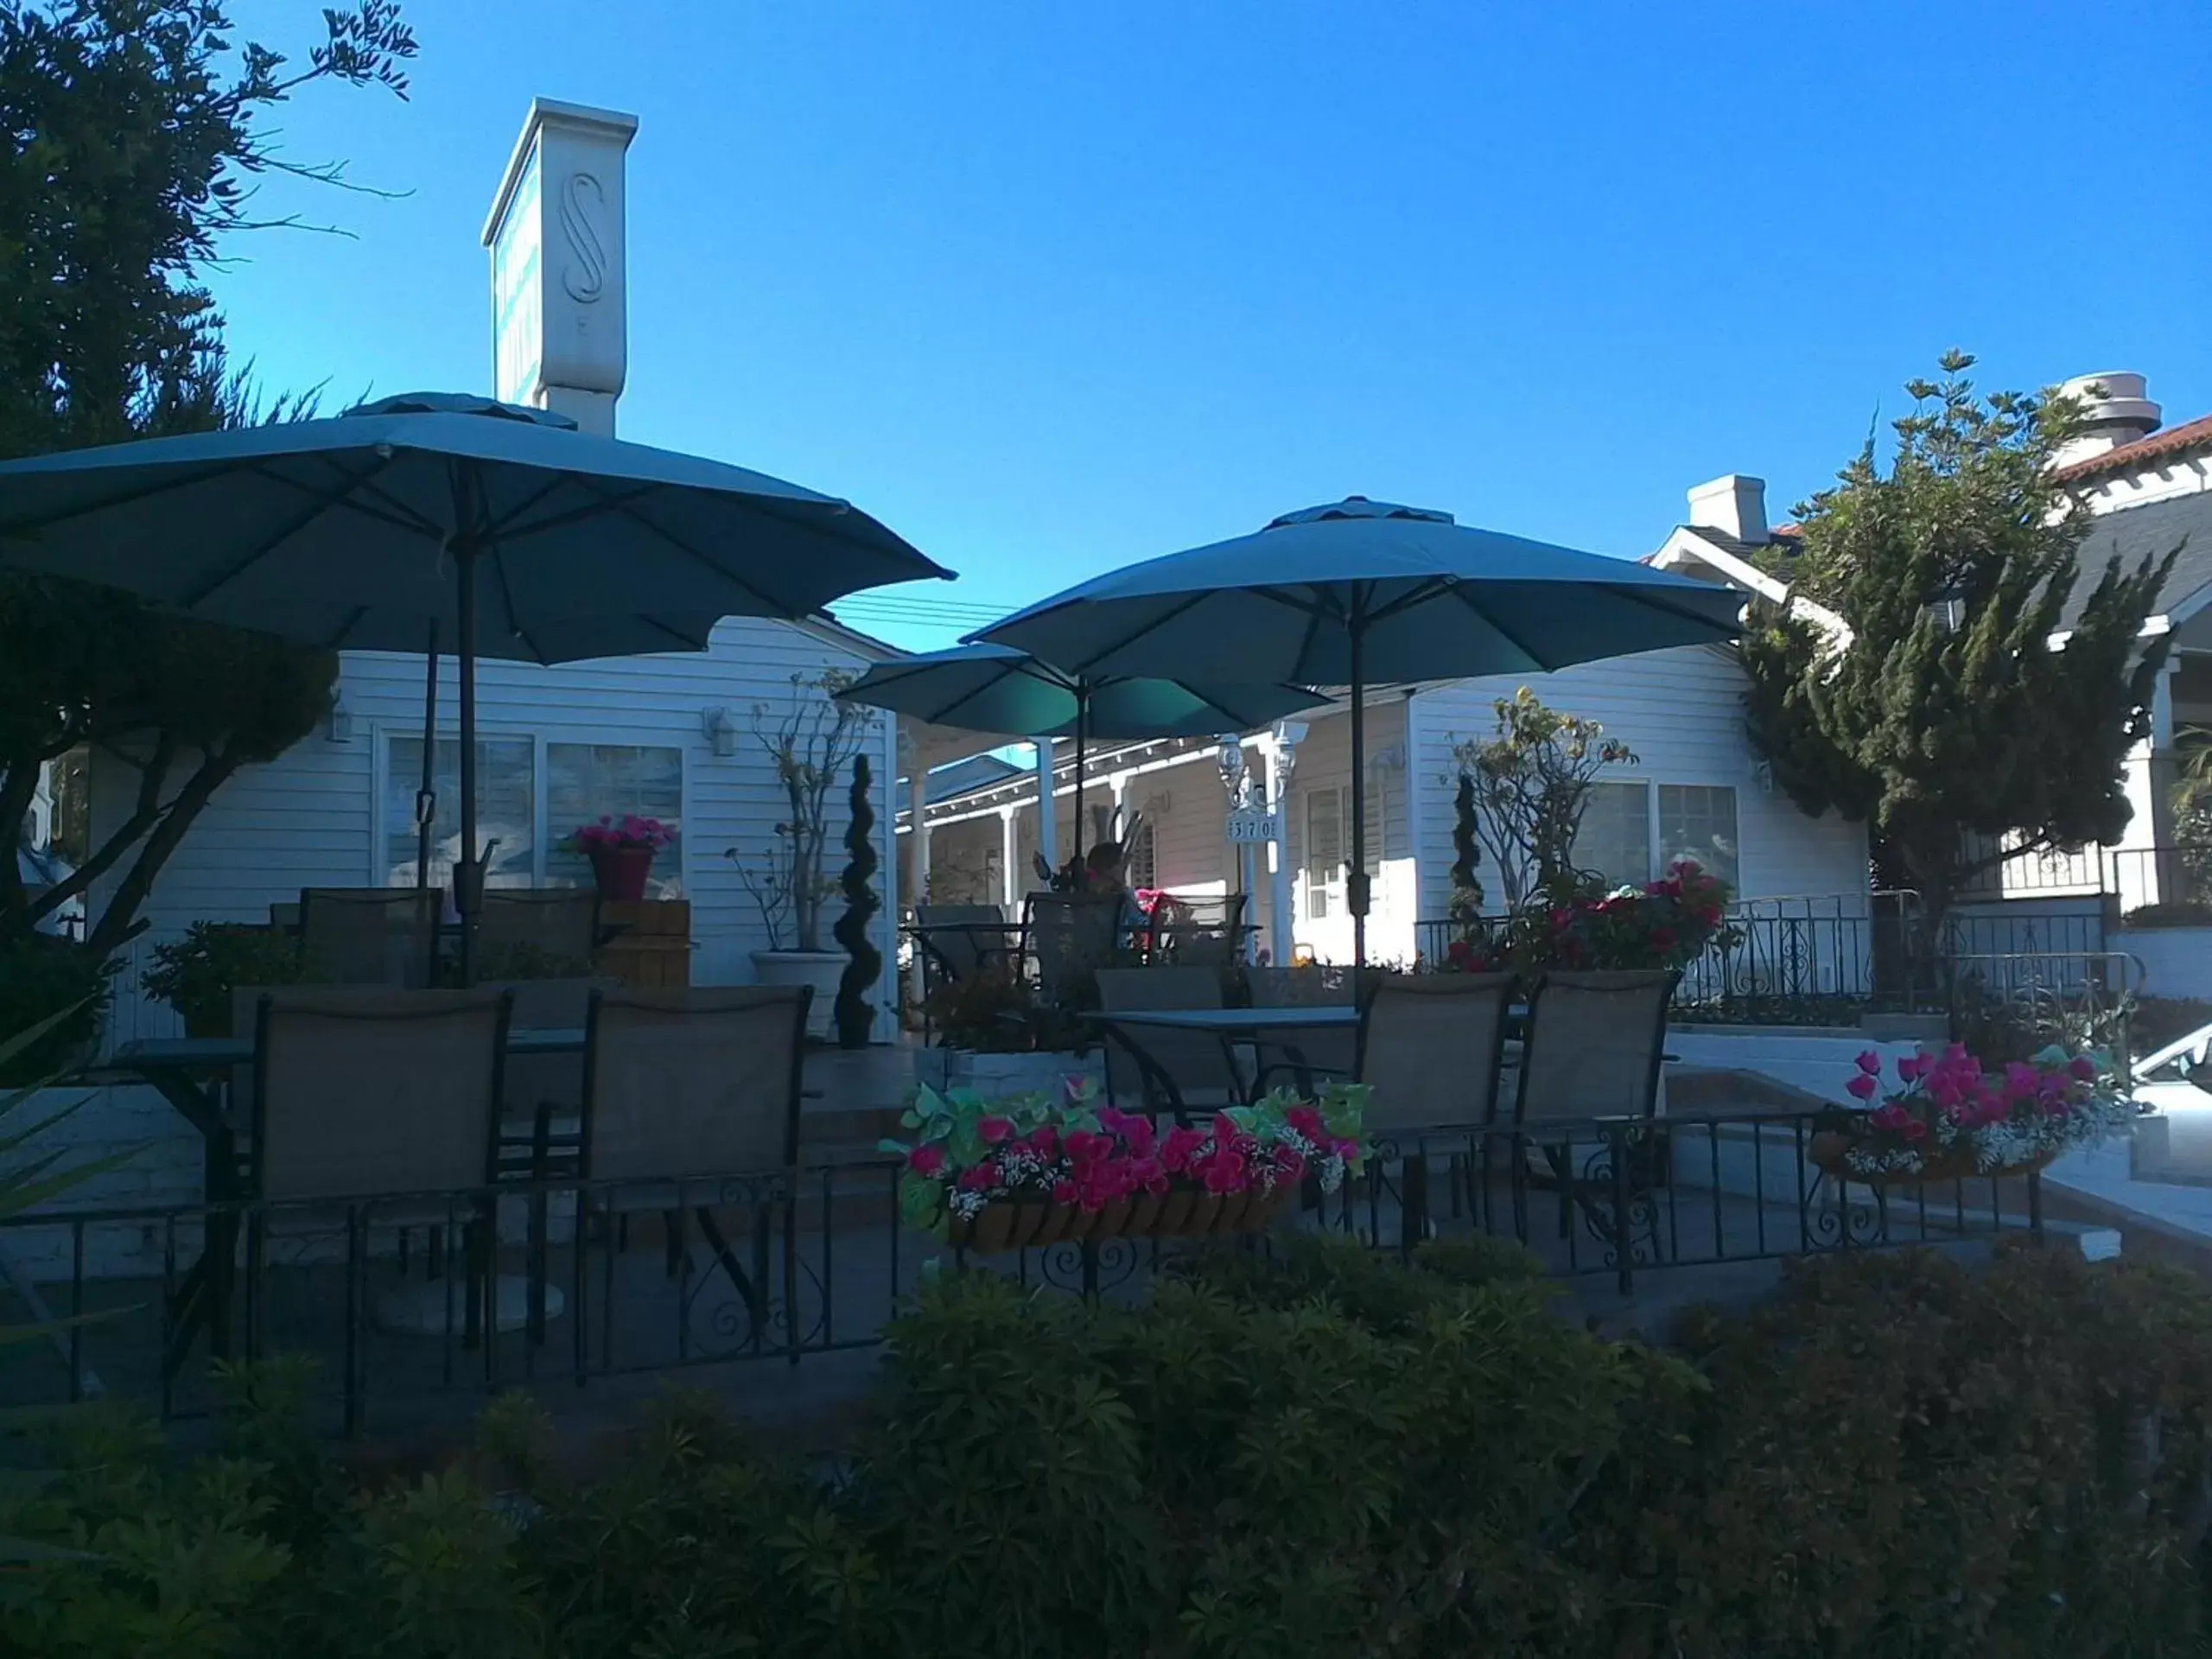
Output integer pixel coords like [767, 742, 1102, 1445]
[832, 754, 881, 1049]
[726, 671, 876, 1033]
[1446, 689, 1635, 914]
[139, 922, 318, 1039]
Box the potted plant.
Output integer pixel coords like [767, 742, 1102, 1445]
[912, 969, 1105, 1102]
[140, 921, 317, 1039]
[1811, 1042, 2138, 1185]
[561, 814, 675, 902]
[728, 672, 877, 1038]
[886, 1079, 1369, 1251]
[1441, 859, 1736, 975]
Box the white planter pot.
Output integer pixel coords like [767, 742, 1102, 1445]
[912, 1047, 1104, 1103]
[751, 950, 848, 1039]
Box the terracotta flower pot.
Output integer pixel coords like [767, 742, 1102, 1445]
[587, 844, 656, 901]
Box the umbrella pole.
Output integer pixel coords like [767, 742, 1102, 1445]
[1071, 688, 1087, 880]
[414, 620, 439, 891]
[455, 546, 480, 987]
[1349, 607, 1368, 972]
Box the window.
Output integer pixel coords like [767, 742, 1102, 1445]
[384, 735, 536, 891]
[546, 743, 684, 898]
[381, 734, 683, 897]
[1658, 784, 1738, 888]
[1574, 782, 1651, 888]
[1305, 786, 1344, 919]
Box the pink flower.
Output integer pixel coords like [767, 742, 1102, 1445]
[1846, 1073, 1878, 1101]
[1274, 1147, 1309, 1182]
[1855, 1051, 1883, 1077]
[906, 1143, 945, 1178]
[1160, 1127, 1205, 1173]
[956, 1165, 993, 1192]
[977, 1116, 1014, 1145]
[2069, 1056, 2098, 1083]
[1052, 1179, 1077, 1205]
[1900, 1120, 1929, 1144]
[1286, 1104, 1325, 1139]
[1027, 1125, 1058, 1154]
[1870, 1103, 1909, 1130]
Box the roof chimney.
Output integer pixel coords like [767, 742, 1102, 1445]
[2051, 372, 2161, 470]
[1686, 474, 1768, 547]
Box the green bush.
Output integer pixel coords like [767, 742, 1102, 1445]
[0, 936, 113, 1084]
[139, 921, 318, 1038]
[6, 1242, 2212, 1656]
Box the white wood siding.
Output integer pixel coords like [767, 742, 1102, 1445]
[1281, 702, 1417, 963]
[92, 616, 901, 1047]
[1407, 646, 1869, 923]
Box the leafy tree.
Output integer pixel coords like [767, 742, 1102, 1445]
[0, 2, 415, 956]
[1741, 353, 2176, 938]
[1447, 688, 1636, 912]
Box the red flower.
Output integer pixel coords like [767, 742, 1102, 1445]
[907, 1143, 946, 1178]
[1846, 1073, 1878, 1101]
[1027, 1125, 1058, 1154]
[1052, 1179, 1077, 1204]
[977, 1116, 1014, 1145]
[1285, 1104, 1325, 1139]
[2069, 1056, 2098, 1083]
[1899, 1120, 1929, 1143]
[956, 1165, 993, 1192]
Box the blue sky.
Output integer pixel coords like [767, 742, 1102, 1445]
[211, 0, 2211, 649]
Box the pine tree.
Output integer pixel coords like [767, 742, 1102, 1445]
[1741, 353, 2176, 940]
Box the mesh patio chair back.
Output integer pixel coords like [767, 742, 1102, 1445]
[912, 904, 1011, 991]
[581, 985, 810, 1185]
[480, 977, 620, 1125]
[1023, 891, 1127, 1005]
[1094, 965, 1244, 1110]
[1512, 969, 1679, 1128]
[1243, 963, 1359, 1082]
[250, 988, 512, 1205]
[476, 889, 601, 973]
[1355, 973, 1516, 1131]
[298, 887, 443, 988]
[1146, 893, 1249, 967]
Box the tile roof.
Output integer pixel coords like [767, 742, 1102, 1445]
[2054, 412, 2212, 485]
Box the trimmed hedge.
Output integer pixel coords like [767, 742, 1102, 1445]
[5, 1237, 2212, 1656]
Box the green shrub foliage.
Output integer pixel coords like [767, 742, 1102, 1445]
[5, 1240, 2212, 1656]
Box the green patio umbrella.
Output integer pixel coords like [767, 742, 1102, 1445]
[977, 497, 1745, 965]
[0, 392, 952, 978]
[835, 642, 1327, 868]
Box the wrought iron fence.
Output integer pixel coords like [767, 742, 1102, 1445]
[0, 1114, 2053, 1433]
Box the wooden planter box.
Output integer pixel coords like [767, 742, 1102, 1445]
[1808, 1131, 2056, 1188]
[912, 1048, 1104, 1103]
[948, 1184, 1295, 1254]
[600, 900, 691, 989]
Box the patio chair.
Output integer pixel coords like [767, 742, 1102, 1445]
[1145, 893, 1249, 967]
[1509, 969, 1678, 1246]
[1243, 963, 1360, 1092]
[242, 987, 513, 1358]
[476, 888, 601, 976]
[298, 887, 443, 988]
[912, 905, 1014, 1036]
[1022, 890, 1127, 1007]
[574, 985, 812, 1367]
[1093, 965, 1245, 1116]
[1348, 973, 1516, 1248]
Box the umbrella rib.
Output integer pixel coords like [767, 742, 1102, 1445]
[548, 475, 793, 615]
[0, 460, 246, 537]
[178, 454, 400, 610]
[290, 457, 448, 538]
[1366, 576, 1454, 626]
[325, 604, 373, 650]
[1045, 589, 1217, 676]
[480, 472, 582, 538]
[1446, 582, 1553, 670]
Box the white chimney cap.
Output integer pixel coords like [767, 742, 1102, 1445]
[2056, 372, 2161, 435]
[1686, 474, 1769, 547]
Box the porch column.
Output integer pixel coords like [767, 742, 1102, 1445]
[910, 770, 931, 905]
[1033, 740, 1057, 875]
[998, 804, 1020, 909]
[1264, 739, 1294, 964]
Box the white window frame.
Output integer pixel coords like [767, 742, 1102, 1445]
[1305, 785, 1344, 919]
[1655, 782, 1740, 887]
[371, 722, 690, 893]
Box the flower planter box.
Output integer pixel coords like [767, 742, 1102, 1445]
[911, 1047, 1103, 1103]
[1808, 1132, 2058, 1188]
[948, 1184, 1294, 1254]
[752, 950, 846, 1039]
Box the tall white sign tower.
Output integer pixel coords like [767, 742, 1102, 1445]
[481, 98, 638, 437]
